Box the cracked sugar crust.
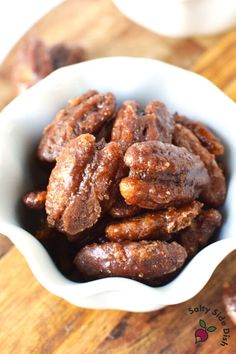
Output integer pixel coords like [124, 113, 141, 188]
[174, 123, 226, 207]
[46, 134, 123, 237]
[106, 201, 203, 241]
[38, 90, 116, 162]
[74, 240, 187, 280]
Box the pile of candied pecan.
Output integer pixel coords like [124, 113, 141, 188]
[23, 90, 226, 284]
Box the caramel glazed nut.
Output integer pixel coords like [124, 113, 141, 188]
[106, 201, 203, 242]
[46, 134, 124, 238]
[111, 100, 174, 149]
[120, 141, 210, 209]
[38, 90, 116, 162]
[13, 37, 85, 92]
[74, 240, 187, 280]
[110, 99, 174, 217]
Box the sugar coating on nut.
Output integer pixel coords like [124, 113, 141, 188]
[145, 100, 174, 143]
[38, 90, 116, 162]
[46, 134, 123, 237]
[106, 201, 203, 241]
[174, 113, 224, 156]
[74, 240, 187, 280]
[120, 141, 209, 209]
[111, 100, 174, 150]
[177, 209, 222, 258]
[174, 123, 226, 207]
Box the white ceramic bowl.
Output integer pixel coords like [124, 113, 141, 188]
[113, 0, 236, 37]
[0, 57, 235, 312]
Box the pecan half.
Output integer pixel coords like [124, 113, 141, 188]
[111, 100, 174, 150]
[177, 209, 222, 258]
[13, 38, 52, 92]
[174, 113, 224, 156]
[120, 141, 209, 209]
[145, 100, 174, 143]
[174, 124, 226, 207]
[74, 240, 187, 280]
[13, 37, 85, 93]
[38, 90, 116, 162]
[106, 201, 202, 242]
[46, 134, 123, 237]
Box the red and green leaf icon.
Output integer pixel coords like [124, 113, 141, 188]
[195, 319, 216, 344]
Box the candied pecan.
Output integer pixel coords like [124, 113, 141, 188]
[106, 201, 202, 242]
[109, 197, 141, 219]
[223, 281, 236, 325]
[174, 124, 226, 207]
[111, 101, 144, 149]
[13, 38, 86, 93]
[23, 190, 46, 209]
[124, 140, 207, 178]
[121, 177, 197, 209]
[120, 141, 209, 209]
[145, 100, 174, 143]
[38, 90, 116, 162]
[74, 240, 187, 280]
[50, 43, 85, 69]
[111, 100, 174, 149]
[174, 113, 224, 156]
[46, 134, 123, 237]
[177, 209, 222, 258]
[13, 37, 53, 92]
[46, 134, 96, 228]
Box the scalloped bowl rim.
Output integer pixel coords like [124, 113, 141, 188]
[0, 57, 235, 312]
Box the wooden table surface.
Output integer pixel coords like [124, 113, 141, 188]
[0, 1, 236, 353]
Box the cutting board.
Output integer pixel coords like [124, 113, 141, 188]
[0, 0, 236, 353]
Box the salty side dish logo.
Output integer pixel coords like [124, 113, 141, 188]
[195, 319, 216, 343]
[188, 305, 231, 347]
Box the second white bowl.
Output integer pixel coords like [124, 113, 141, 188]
[113, 0, 236, 37]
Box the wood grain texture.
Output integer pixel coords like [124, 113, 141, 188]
[0, 0, 236, 353]
[0, 247, 235, 354]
